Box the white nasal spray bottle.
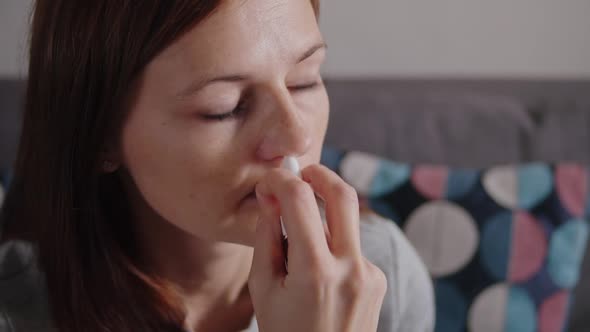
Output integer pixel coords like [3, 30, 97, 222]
[280, 156, 300, 270]
[280, 156, 301, 240]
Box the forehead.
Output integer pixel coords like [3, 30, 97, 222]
[151, 0, 322, 76]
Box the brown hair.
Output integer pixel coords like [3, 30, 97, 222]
[0, 1, 320, 331]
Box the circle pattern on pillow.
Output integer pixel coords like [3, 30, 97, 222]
[321, 148, 590, 332]
[339, 151, 382, 196]
[547, 219, 589, 288]
[435, 281, 468, 332]
[447, 168, 480, 200]
[555, 164, 588, 218]
[404, 201, 478, 277]
[483, 164, 553, 210]
[371, 159, 411, 197]
[508, 212, 548, 282]
[468, 283, 509, 332]
[412, 166, 448, 200]
[538, 291, 569, 332]
[480, 211, 547, 282]
[483, 166, 518, 209]
[468, 284, 536, 332]
[340, 151, 410, 198]
[412, 166, 479, 200]
[480, 212, 512, 280]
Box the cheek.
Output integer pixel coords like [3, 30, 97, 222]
[308, 88, 330, 152]
[119, 114, 230, 228]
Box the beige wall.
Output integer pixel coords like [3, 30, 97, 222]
[0, 0, 31, 78]
[319, 0, 590, 78]
[1, 0, 589, 78]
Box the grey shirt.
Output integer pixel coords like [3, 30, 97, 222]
[0, 212, 434, 332]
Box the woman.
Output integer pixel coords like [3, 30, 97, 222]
[0, 0, 434, 331]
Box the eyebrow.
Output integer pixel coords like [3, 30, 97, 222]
[296, 41, 327, 63]
[176, 41, 327, 98]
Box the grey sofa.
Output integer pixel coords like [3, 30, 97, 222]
[1, 78, 590, 330]
[323, 79, 590, 332]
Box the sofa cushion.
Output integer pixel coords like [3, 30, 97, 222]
[321, 146, 589, 332]
[529, 99, 590, 164]
[325, 84, 535, 168]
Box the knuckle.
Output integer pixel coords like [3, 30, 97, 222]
[332, 182, 358, 204]
[366, 262, 388, 294]
[284, 179, 312, 199]
[307, 163, 324, 173]
[343, 277, 367, 299]
[342, 264, 370, 298]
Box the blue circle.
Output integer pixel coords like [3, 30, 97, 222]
[368, 159, 410, 197]
[368, 198, 399, 222]
[480, 212, 513, 280]
[446, 169, 479, 200]
[548, 219, 589, 288]
[434, 281, 467, 332]
[505, 286, 537, 332]
[518, 163, 553, 209]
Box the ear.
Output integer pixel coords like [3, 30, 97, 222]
[101, 159, 120, 173]
[99, 145, 121, 173]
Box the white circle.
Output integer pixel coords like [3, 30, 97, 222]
[483, 166, 518, 209]
[404, 201, 479, 277]
[339, 151, 381, 196]
[468, 283, 509, 332]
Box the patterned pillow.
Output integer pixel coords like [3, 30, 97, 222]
[320, 147, 589, 332]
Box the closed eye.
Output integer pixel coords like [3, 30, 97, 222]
[201, 100, 247, 121]
[289, 81, 321, 92]
[201, 81, 321, 122]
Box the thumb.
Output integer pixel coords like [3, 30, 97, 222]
[249, 190, 285, 289]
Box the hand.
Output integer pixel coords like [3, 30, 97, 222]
[248, 164, 387, 332]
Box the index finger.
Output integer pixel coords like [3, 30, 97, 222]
[255, 169, 331, 269]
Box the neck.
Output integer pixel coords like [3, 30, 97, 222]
[132, 210, 255, 332]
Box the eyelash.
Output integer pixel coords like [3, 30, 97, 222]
[202, 81, 321, 122]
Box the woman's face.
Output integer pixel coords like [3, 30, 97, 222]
[118, 0, 328, 247]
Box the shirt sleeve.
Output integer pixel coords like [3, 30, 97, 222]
[0, 240, 54, 332]
[0, 307, 15, 332]
[359, 213, 435, 332]
[386, 218, 435, 332]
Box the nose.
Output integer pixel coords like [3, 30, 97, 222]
[256, 87, 312, 161]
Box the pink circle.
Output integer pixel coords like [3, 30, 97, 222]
[539, 291, 569, 332]
[412, 166, 448, 200]
[556, 164, 588, 218]
[508, 211, 547, 282]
